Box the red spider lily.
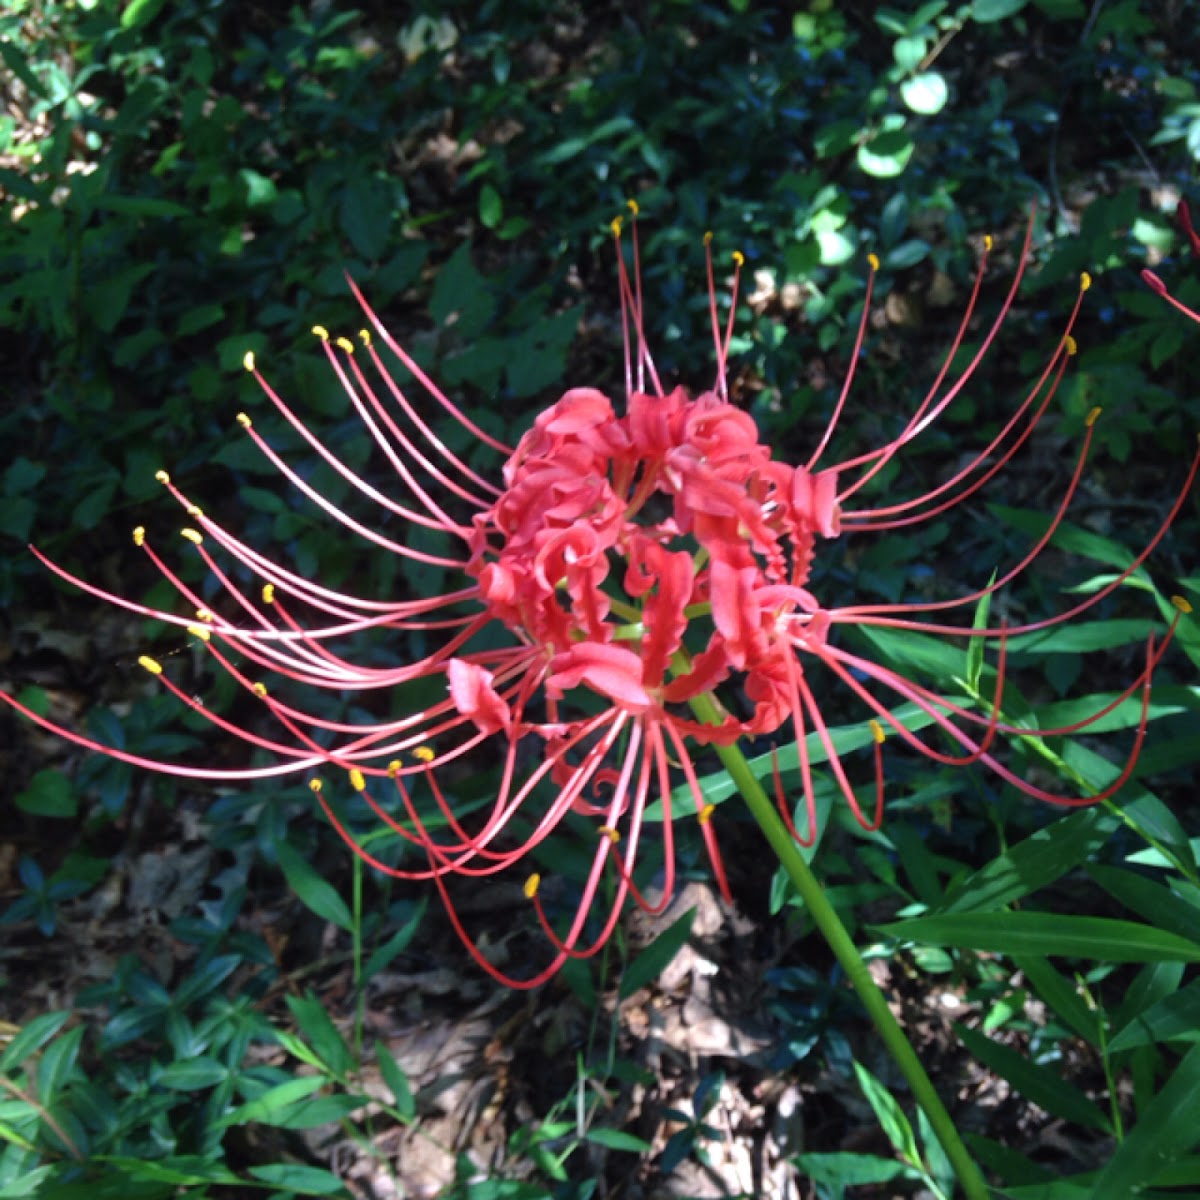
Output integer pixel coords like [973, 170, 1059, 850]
[1142, 200, 1200, 324]
[4, 204, 1197, 989]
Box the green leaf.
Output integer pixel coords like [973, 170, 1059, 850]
[901, 72, 949, 114]
[954, 1023, 1110, 1132]
[220, 1076, 327, 1126]
[247, 1163, 350, 1194]
[966, 572, 997, 693]
[158, 1058, 230, 1090]
[972, 0, 1029, 19]
[882, 912, 1200, 962]
[120, 0, 170, 30]
[853, 1061, 920, 1163]
[584, 1128, 653, 1152]
[793, 1151, 916, 1187]
[1091, 1044, 1200, 1199]
[15, 768, 77, 819]
[275, 842, 353, 932]
[1086, 864, 1200, 943]
[1012, 955, 1098, 1045]
[857, 130, 915, 178]
[619, 906, 696, 999]
[340, 176, 394, 261]
[1108, 979, 1200, 1053]
[479, 183, 503, 229]
[376, 1042, 415, 1122]
[285, 992, 353, 1078]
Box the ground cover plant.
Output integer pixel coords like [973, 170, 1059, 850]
[2, 2, 1200, 1198]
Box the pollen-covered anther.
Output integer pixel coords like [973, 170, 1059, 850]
[358, 328, 371, 347]
[867, 252, 880, 272]
[186, 625, 211, 642]
[253, 682, 267, 698]
[132, 526, 145, 546]
[309, 779, 323, 794]
[732, 250, 745, 267]
[1080, 271, 1092, 292]
[1086, 406, 1102, 428]
[138, 656, 163, 676]
[155, 470, 170, 485]
[413, 745, 435, 763]
[237, 412, 251, 429]
[1065, 335, 1078, 357]
[698, 803, 715, 826]
[262, 583, 275, 605]
[524, 874, 541, 900]
[703, 230, 713, 246]
[181, 528, 203, 545]
[598, 825, 620, 844]
[195, 608, 214, 623]
[312, 325, 330, 341]
[387, 760, 401, 777]
[610, 216, 623, 237]
[243, 351, 256, 372]
[870, 719, 886, 745]
[984, 233, 994, 252]
[1171, 595, 1194, 615]
[626, 198, 639, 215]
[186, 505, 202, 519]
[349, 768, 366, 792]
[336, 336, 354, 354]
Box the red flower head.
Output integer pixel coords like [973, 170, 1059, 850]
[4, 203, 1197, 988]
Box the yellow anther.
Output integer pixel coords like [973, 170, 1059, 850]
[336, 336, 354, 354]
[185, 625, 211, 642]
[237, 412, 251, 429]
[698, 804, 715, 826]
[984, 234, 994, 252]
[358, 328, 371, 347]
[312, 325, 330, 341]
[703, 230, 713, 246]
[195, 608, 214, 623]
[186, 505, 202, 518]
[181, 528, 203, 545]
[626, 198, 639, 215]
[387, 760, 401, 777]
[155, 470, 170, 485]
[1065, 335, 1078, 357]
[133, 526, 145, 546]
[262, 583, 275, 605]
[523, 873, 541, 900]
[1171, 595, 1193, 614]
[1080, 271, 1092, 292]
[598, 825, 620, 844]
[243, 351, 256, 372]
[413, 745, 435, 763]
[610, 216, 623, 237]
[138, 656, 163, 675]
[870, 719, 886, 745]
[731, 249, 745, 267]
[1085, 406, 1102, 428]
[253, 682, 267, 698]
[349, 768, 366, 792]
[309, 778, 323, 794]
[867, 252, 880, 272]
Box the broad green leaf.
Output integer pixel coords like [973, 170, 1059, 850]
[0, 1012, 70, 1073]
[1091, 1044, 1200, 1199]
[973, 0, 1029, 19]
[882, 912, 1200, 962]
[15, 768, 77, 819]
[901, 71, 949, 114]
[479, 183, 503, 229]
[792, 1151, 917, 1187]
[284, 992, 353, 1078]
[619, 906, 696, 999]
[275, 842, 353, 932]
[954, 1023, 1110, 1132]
[158, 1058, 230, 1091]
[247, 1162, 350, 1194]
[857, 130, 915, 178]
[120, 0, 170, 29]
[584, 1128, 653, 1152]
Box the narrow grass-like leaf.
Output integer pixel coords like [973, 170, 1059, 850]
[1091, 1044, 1200, 1200]
[1012, 955, 1099, 1046]
[276, 842, 353, 932]
[376, 1042, 415, 1122]
[939, 806, 1118, 915]
[791, 1151, 918, 1187]
[966, 572, 996, 692]
[1109, 979, 1200, 1053]
[954, 1023, 1110, 1132]
[619, 906, 696, 999]
[852, 1061, 920, 1165]
[881, 912, 1200, 962]
[220, 1076, 327, 1126]
[1086, 864, 1200, 943]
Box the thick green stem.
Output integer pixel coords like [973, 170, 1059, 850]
[688, 694, 989, 1199]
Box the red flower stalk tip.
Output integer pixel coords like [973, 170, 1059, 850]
[1142, 199, 1200, 323]
[4, 206, 1197, 987]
